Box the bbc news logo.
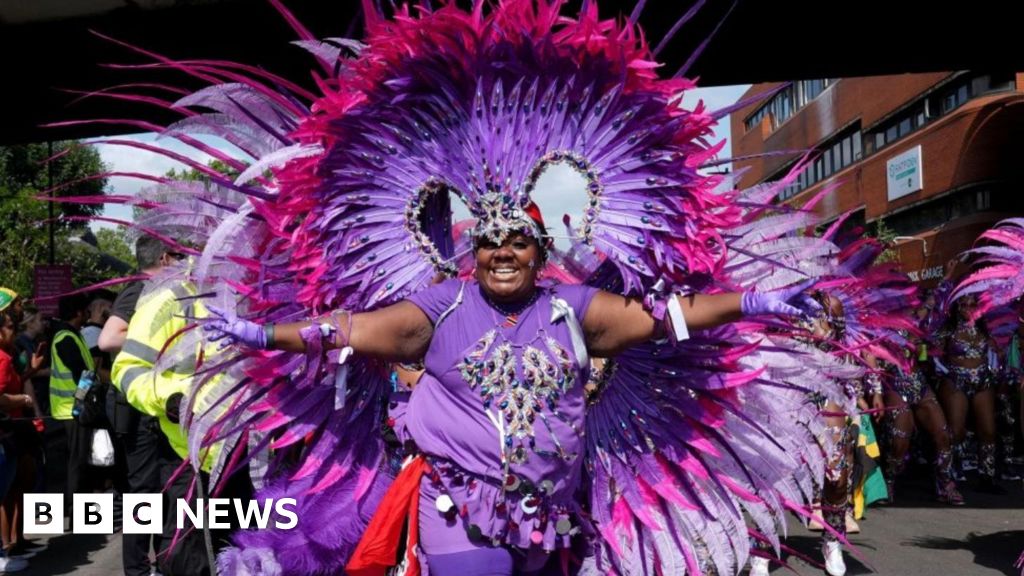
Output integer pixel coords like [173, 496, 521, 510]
[24, 494, 298, 534]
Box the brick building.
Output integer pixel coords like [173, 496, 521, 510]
[730, 72, 1024, 285]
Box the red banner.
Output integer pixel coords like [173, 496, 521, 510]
[33, 265, 73, 316]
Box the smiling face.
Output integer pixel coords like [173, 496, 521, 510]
[474, 232, 543, 303]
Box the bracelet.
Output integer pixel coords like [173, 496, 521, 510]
[264, 323, 276, 349]
[329, 310, 353, 348]
[642, 282, 690, 342]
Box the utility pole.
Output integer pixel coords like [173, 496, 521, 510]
[48, 140, 55, 264]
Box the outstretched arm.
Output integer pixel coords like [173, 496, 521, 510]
[208, 301, 434, 363]
[583, 292, 741, 357]
[584, 286, 808, 357]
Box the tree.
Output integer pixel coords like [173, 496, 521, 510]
[0, 187, 53, 295]
[95, 228, 137, 270]
[164, 158, 240, 183]
[136, 159, 242, 221]
[0, 142, 106, 226]
[0, 142, 109, 296]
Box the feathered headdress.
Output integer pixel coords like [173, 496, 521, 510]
[56, 2, 869, 574]
[953, 218, 1024, 318]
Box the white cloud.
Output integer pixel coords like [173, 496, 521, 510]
[92, 132, 237, 230]
[531, 164, 590, 250]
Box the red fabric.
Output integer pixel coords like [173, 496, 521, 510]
[346, 456, 427, 576]
[0, 350, 24, 418]
[523, 201, 545, 230]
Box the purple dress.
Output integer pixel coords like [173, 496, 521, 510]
[405, 280, 597, 555]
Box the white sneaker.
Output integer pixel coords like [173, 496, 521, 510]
[749, 556, 771, 576]
[0, 556, 29, 573]
[822, 541, 846, 576]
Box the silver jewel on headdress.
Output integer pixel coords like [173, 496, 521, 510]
[524, 150, 605, 246]
[471, 191, 541, 244]
[404, 179, 459, 278]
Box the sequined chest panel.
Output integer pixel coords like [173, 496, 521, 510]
[948, 325, 987, 359]
[458, 329, 580, 465]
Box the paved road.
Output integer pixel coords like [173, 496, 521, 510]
[17, 477, 1022, 575]
[762, 475, 1023, 576]
[17, 426, 1024, 575]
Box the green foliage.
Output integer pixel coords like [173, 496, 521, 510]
[0, 187, 53, 295]
[164, 158, 240, 183]
[0, 142, 112, 296]
[868, 218, 900, 263]
[0, 142, 106, 226]
[143, 159, 241, 221]
[57, 236, 127, 290]
[95, 228, 137, 269]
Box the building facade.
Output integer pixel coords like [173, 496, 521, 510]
[730, 72, 1024, 285]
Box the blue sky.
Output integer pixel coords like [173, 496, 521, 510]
[94, 84, 751, 239]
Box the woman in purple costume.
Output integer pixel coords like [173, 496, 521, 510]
[79, 3, 880, 574]
[881, 303, 962, 505]
[936, 295, 1003, 493]
[208, 206, 809, 575]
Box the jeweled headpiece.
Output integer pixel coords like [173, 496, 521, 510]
[471, 192, 544, 244]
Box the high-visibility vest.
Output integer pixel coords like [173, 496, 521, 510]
[50, 329, 95, 420]
[111, 283, 220, 470]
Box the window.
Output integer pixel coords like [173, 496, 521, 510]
[744, 79, 833, 133]
[971, 76, 989, 97]
[762, 123, 862, 200]
[988, 72, 1016, 92]
[942, 92, 956, 113]
[885, 187, 1006, 236]
[864, 72, 1009, 156]
[744, 106, 769, 131]
[898, 117, 912, 138]
[803, 79, 825, 102]
[779, 91, 793, 124]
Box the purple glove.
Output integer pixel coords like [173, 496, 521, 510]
[204, 305, 268, 350]
[741, 280, 817, 318]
